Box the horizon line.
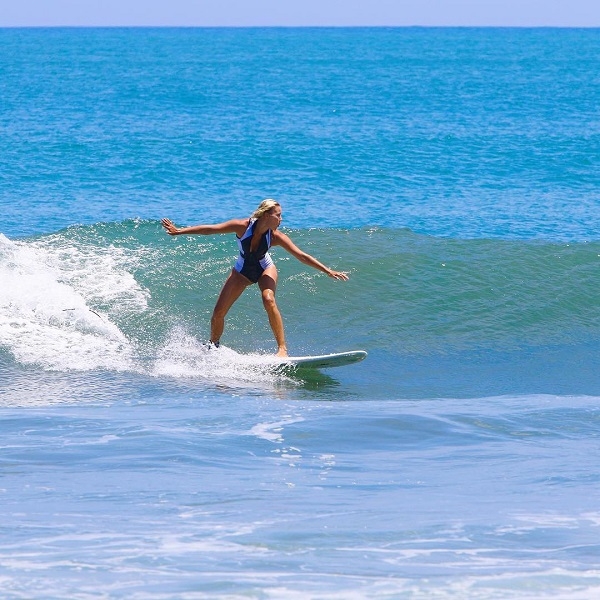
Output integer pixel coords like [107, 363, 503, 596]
[2, 24, 600, 30]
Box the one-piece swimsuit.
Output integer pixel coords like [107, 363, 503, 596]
[234, 219, 273, 283]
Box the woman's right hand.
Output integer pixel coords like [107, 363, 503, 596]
[161, 218, 180, 235]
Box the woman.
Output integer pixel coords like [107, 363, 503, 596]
[161, 199, 349, 356]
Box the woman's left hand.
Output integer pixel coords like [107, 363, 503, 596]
[328, 270, 350, 281]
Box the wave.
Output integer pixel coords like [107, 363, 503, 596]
[1, 221, 599, 393]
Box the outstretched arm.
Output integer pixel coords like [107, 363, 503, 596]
[161, 218, 247, 237]
[272, 231, 350, 281]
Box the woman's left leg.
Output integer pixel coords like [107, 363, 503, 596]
[258, 266, 288, 356]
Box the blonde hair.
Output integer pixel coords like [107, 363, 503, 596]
[251, 199, 280, 220]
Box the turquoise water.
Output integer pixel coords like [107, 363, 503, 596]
[2, 27, 600, 598]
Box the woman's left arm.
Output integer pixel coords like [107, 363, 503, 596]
[272, 231, 349, 281]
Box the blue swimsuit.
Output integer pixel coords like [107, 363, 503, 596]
[234, 219, 274, 283]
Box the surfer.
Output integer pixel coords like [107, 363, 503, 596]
[161, 199, 349, 357]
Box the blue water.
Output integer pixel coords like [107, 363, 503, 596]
[2, 27, 600, 598]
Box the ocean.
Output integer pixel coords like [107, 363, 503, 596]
[1, 27, 600, 598]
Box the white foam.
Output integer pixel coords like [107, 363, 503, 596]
[28, 232, 150, 318]
[0, 234, 137, 371]
[249, 417, 305, 443]
[152, 327, 294, 387]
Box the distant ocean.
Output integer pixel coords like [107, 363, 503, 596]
[2, 27, 600, 599]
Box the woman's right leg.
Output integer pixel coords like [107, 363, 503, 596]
[210, 269, 250, 345]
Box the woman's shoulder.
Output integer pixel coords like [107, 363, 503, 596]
[229, 218, 252, 238]
[208, 218, 249, 236]
[270, 229, 293, 245]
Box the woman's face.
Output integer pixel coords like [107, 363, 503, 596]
[265, 206, 283, 229]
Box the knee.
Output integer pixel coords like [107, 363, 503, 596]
[212, 306, 227, 320]
[261, 289, 277, 310]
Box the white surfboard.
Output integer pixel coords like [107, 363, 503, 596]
[271, 350, 367, 370]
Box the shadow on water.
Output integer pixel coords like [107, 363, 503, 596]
[286, 367, 340, 391]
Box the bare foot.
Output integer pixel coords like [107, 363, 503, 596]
[275, 347, 288, 357]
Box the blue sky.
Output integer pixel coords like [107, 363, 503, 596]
[1, 0, 599, 27]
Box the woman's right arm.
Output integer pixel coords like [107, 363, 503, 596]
[161, 218, 247, 236]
